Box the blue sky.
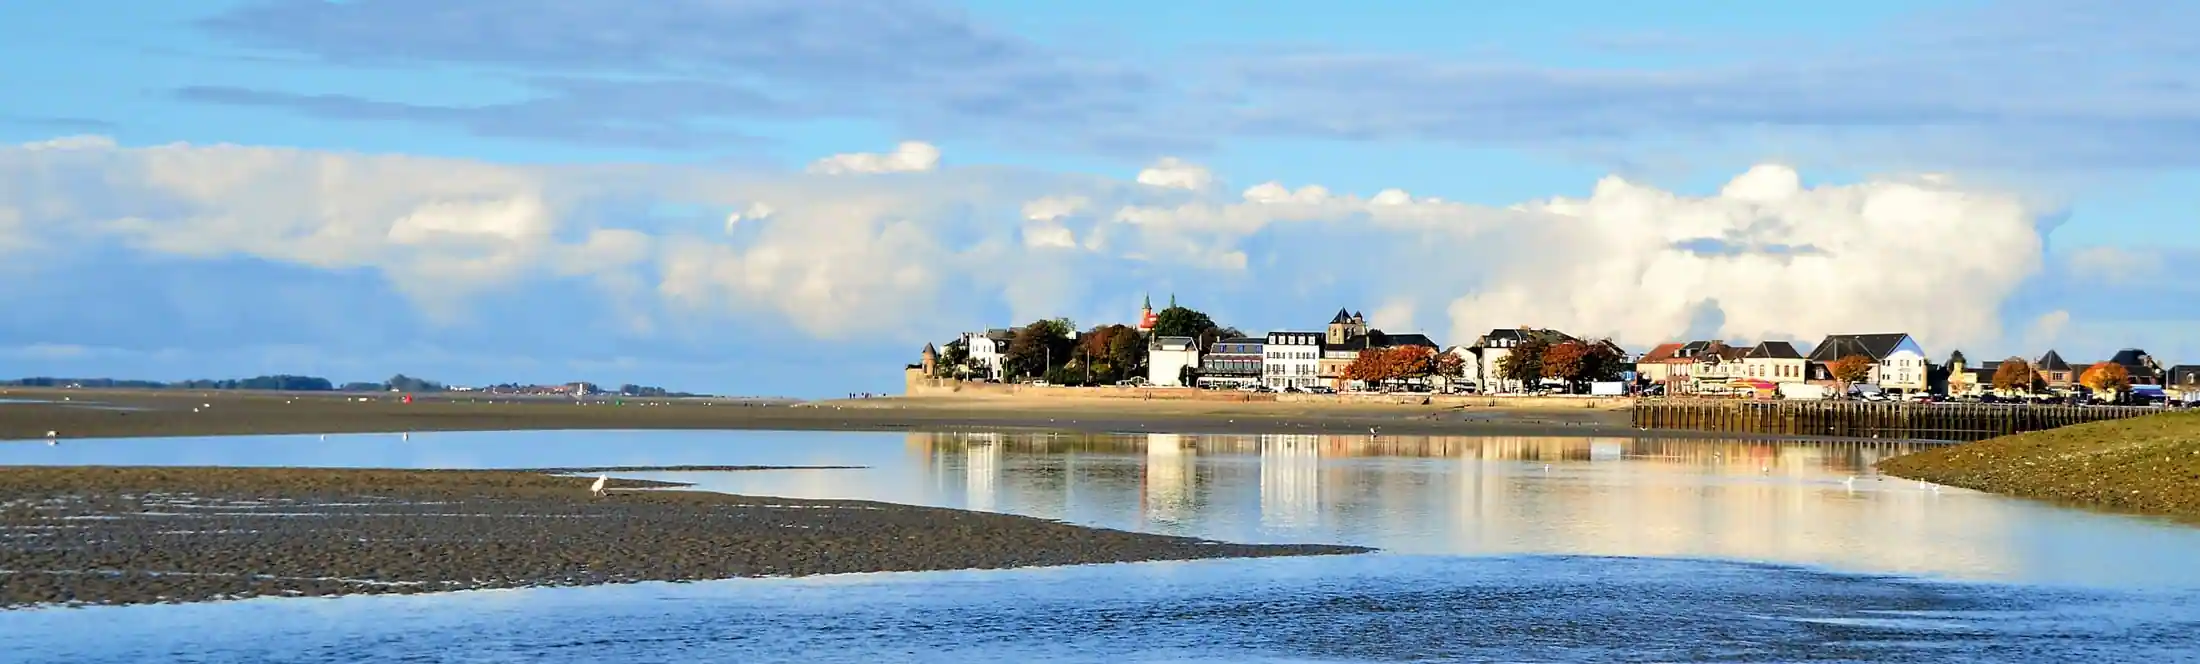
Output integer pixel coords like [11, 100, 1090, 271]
[2, 0, 2196, 397]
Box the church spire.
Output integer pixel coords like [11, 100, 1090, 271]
[1142, 292, 1151, 310]
[1169, 293, 1177, 308]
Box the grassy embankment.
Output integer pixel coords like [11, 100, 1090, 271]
[1879, 410, 2200, 520]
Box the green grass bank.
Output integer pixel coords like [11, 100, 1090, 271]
[1878, 411, 2200, 521]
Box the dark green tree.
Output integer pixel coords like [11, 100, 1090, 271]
[1150, 306, 1218, 339]
[1004, 320, 1074, 380]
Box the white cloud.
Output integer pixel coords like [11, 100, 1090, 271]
[0, 136, 2072, 357]
[2065, 246, 2164, 285]
[1135, 157, 1214, 191]
[805, 141, 941, 175]
[724, 202, 776, 232]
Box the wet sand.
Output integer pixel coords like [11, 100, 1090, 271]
[0, 466, 1370, 608]
[0, 389, 1633, 441]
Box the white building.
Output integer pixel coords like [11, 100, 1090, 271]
[1740, 341, 1808, 384]
[1805, 333, 1929, 395]
[961, 329, 1014, 381]
[1441, 346, 1482, 392]
[1263, 331, 1324, 390]
[1147, 336, 1202, 387]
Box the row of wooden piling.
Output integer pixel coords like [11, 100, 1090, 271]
[1630, 399, 2159, 442]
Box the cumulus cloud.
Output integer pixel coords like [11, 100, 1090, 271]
[0, 135, 2075, 365]
[806, 141, 942, 175]
[1136, 158, 1215, 191]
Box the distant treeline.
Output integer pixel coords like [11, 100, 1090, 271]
[5, 373, 444, 393]
[3, 373, 701, 397]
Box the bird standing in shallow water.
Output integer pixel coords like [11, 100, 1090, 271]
[590, 475, 608, 497]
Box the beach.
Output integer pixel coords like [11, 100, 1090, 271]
[0, 388, 1633, 441]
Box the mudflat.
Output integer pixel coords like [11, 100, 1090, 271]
[1879, 411, 2200, 521]
[0, 466, 1370, 608]
[0, 389, 1631, 441]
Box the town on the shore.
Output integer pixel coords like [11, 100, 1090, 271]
[917, 295, 2200, 405]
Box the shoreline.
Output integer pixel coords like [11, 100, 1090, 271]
[1877, 411, 2200, 523]
[0, 388, 1642, 441]
[0, 465, 1370, 609]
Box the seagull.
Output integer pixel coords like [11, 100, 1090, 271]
[44, 430, 57, 446]
[1543, 464, 1551, 472]
[590, 475, 608, 497]
[400, 432, 410, 441]
[1843, 475, 1857, 487]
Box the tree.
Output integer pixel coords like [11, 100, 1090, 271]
[1581, 340, 1628, 382]
[936, 340, 971, 378]
[1496, 337, 1550, 392]
[1150, 306, 1218, 339]
[1541, 341, 1589, 390]
[2080, 361, 2132, 397]
[1105, 327, 1145, 376]
[1990, 358, 2037, 394]
[1435, 351, 1468, 392]
[1389, 345, 1438, 384]
[1345, 348, 1397, 385]
[1828, 355, 1875, 394]
[1004, 320, 1072, 380]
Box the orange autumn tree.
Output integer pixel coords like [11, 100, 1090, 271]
[1828, 354, 1875, 393]
[1344, 347, 1396, 385]
[2080, 362, 2132, 397]
[1387, 345, 1438, 384]
[1540, 341, 1589, 392]
[1992, 358, 2039, 394]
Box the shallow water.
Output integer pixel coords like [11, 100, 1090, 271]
[5, 429, 2200, 662]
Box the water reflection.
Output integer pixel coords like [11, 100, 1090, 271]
[876, 431, 2200, 588]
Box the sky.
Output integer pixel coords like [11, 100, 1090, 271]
[2, 0, 2198, 397]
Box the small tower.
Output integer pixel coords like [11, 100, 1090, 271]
[920, 342, 938, 376]
[1138, 293, 1157, 331]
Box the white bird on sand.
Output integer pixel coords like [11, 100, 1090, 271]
[1368, 425, 1380, 436]
[590, 475, 608, 497]
[45, 430, 57, 446]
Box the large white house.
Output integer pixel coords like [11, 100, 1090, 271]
[1148, 336, 1202, 387]
[1263, 331, 1324, 390]
[1805, 333, 1929, 394]
[961, 329, 1014, 381]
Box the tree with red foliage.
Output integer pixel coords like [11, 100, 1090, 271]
[1344, 348, 1393, 385]
[1388, 345, 1437, 383]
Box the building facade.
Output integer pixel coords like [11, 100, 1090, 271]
[1146, 336, 1201, 387]
[1263, 331, 1324, 390]
[962, 329, 1014, 381]
[1740, 341, 1807, 384]
[1198, 336, 1265, 388]
[1805, 333, 1929, 394]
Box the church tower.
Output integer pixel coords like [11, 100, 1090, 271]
[1138, 293, 1158, 331]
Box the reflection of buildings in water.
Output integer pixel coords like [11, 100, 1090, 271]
[1143, 433, 1195, 525]
[964, 440, 1003, 512]
[1258, 434, 1321, 529]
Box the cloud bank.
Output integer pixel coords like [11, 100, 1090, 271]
[1, 135, 2077, 382]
